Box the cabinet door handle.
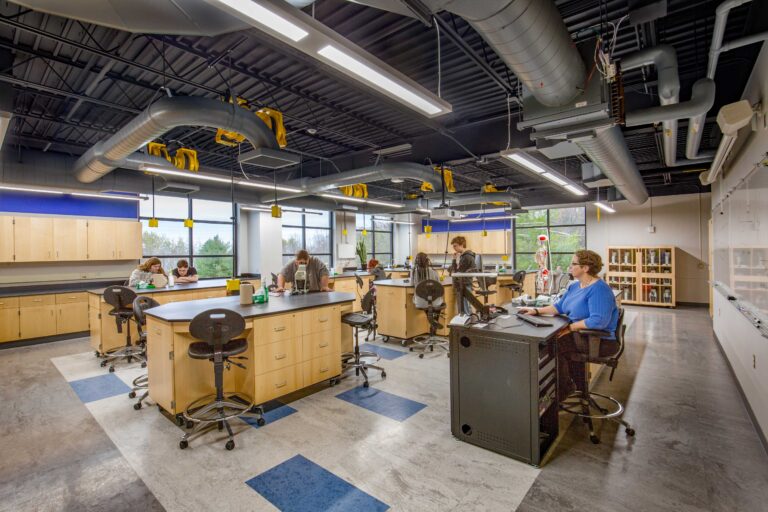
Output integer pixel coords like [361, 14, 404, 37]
[319, 342, 329, 348]
[319, 367, 329, 373]
[275, 380, 287, 388]
[319, 317, 329, 323]
[273, 326, 286, 332]
[274, 353, 287, 360]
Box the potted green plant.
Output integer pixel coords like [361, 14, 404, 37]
[356, 239, 367, 270]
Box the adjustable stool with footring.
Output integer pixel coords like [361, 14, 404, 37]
[101, 286, 145, 373]
[127, 296, 160, 410]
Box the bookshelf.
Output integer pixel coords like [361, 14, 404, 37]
[606, 246, 678, 307]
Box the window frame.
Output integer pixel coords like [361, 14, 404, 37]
[281, 209, 333, 266]
[356, 215, 394, 265]
[513, 207, 587, 272]
[140, 196, 235, 279]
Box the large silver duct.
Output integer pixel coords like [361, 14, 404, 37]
[73, 96, 279, 183]
[621, 46, 715, 167]
[573, 126, 649, 205]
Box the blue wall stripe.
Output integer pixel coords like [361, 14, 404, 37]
[423, 212, 512, 233]
[0, 191, 138, 219]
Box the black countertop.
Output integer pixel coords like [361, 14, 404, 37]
[145, 291, 355, 322]
[454, 313, 569, 343]
[375, 277, 454, 288]
[0, 279, 126, 298]
[329, 272, 370, 279]
[88, 278, 230, 296]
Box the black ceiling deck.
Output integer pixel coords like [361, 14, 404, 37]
[0, 0, 764, 202]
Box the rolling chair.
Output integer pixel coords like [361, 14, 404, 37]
[555, 273, 571, 294]
[410, 280, 449, 358]
[560, 308, 635, 444]
[340, 289, 386, 388]
[180, 309, 264, 451]
[128, 296, 160, 410]
[500, 270, 526, 297]
[101, 286, 144, 373]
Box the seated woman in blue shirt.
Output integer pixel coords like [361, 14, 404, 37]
[520, 249, 619, 401]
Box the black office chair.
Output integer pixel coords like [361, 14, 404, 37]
[128, 296, 160, 410]
[180, 309, 264, 451]
[101, 286, 143, 373]
[410, 280, 449, 358]
[556, 273, 571, 295]
[560, 308, 635, 444]
[340, 289, 386, 388]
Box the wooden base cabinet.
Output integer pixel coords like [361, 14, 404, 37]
[0, 307, 21, 343]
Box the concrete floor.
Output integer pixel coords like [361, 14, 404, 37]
[0, 305, 766, 511]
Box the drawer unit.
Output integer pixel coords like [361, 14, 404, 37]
[302, 328, 340, 360]
[0, 297, 19, 309]
[254, 365, 300, 405]
[253, 338, 301, 376]
[302, 352, 342, 388]
[252, 313, 296, 345]
[302, 305, 339, 335]
[20, 294, 55, 307]
[55, 292, 88, 304]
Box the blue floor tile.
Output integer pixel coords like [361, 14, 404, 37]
[360, 343, 406, 360]
[335, 386, 426, 422]
[69, 373, 131, 403]
[241, 400, 297, 428]
[246, 454, 389, 512]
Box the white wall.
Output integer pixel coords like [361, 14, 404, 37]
[711, 42, 768, 442]
[239, 210, 283, 279]
[334, 211, 358, 270]
[586, 193, 711, 303]
[393, 214, 419, 266]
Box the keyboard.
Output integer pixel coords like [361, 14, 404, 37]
[516, 313, 554, 327]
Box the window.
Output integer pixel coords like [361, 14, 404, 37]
[514, 207, 586, 272]
[140, 196, 234, 278]
[281, 209, 332, 267]
[356, 215, 393, 265]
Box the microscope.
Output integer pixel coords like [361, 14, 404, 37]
[291, 264, 309, 295]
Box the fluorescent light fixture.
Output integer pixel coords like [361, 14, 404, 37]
[204, 0, 308, 42]
[71, 192, 143, 201]
[501, 151, 548, 174]
[366, 198, 403, 208]
[373, 143, 412, 156]
[417, 208, 432, 214]
[594, 202, 616, 213]
[0, 184, 63, 195]
[241, 206, 272, 212]
[564, 184, 588, 196]
[0, 111, 12, 148]
[373, 216, 414, 225]
[451, 215, 517, 223]
[320, 193, 403, 208]
[237, 180, 301, 193]
[318, 45, 443, 116]
[143, 167, 232, 184]
[541, 172, 568, 186]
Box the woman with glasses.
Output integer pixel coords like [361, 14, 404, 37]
[520, 249, 618, 401]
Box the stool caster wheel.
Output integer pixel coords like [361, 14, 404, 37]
[625, 428, 635, 436]
[430, 345, 434, 352]
[225, 440, 235, 451]
[108, 366, 115, 373]
[141, 362, 147, 368]
[409, 347, 414, 352]
[186, 420, 194, 429]
[401, 340, 407, 346]
[256, 418, 266, 427]
[100, 360, 107, 367]
[128, 391, 136, 399]
[589, 434, 600, 444]
[383, 336, 389, 343]
[363, 381, 369, 388]
[94, 351, 101, 358]
[179, 440, 188, 450]
[134, 402, 142, 410]
[418, 353, 424, 359]
[175, 415, 184, 426]
[381, 371, 387, 379]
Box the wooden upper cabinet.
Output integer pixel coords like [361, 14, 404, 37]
[14, 217, 54, 262]
[114, 220, 142, 260]
[87, 219, 116, 260]
[0, 216, 13, 263]
[53, 218, 88, 261]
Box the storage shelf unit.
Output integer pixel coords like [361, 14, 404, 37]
[606, 246, 678, 308]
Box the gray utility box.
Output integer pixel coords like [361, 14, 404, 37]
[449, 316, 565, 466]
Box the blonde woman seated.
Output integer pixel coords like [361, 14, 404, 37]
[410, 252, 444, 309]
[128, 257, 167, 287]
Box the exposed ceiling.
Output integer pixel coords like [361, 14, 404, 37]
[0, 0, 765, 205]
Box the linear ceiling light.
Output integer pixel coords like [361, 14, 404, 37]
[71, 192, 144, 201]
[501, 149, 590, 198]
[500, 151, 547, 174]
[373, 216, 414, 225]
[541, 173, 567, 186]
[237, 180, 301, 193]
[450, 215, 517, 223]
[320, 193, 403, 208]
[318, 46, 442, 116]
[0, 184, 63, 195]
[144, 166, 232, 184]
[564, 184, 588, 196]
[204, 0, 308, 41]
[204, 0, 450, 118]
[594, 201, 616, 213]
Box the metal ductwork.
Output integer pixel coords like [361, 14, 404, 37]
[621, 45, 715, 167]
[73, 96, 280, 183]
[572, 126, 649, 205]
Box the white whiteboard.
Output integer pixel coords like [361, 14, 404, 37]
[713, 166, 768, 315]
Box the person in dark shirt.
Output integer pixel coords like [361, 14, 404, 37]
[277, 249, 331, 292]
[172, 259, 198, 283]
[448, 236, 477, 314]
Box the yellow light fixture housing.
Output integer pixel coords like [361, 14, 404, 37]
[271, 205, 282, 218]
